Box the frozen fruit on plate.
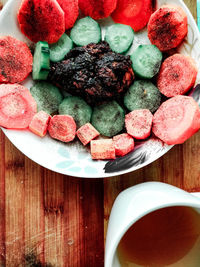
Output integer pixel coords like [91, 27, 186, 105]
[30, 82, 63, 115]
[18, 0, 65, 43]
[90, 139, 116, 160]
[48, 115, 76, 142]
[125, 109, 153, 139]
[148, 5, 188, 51]
[111, 0, 152, 32]
[113, 133, 134, 157]
[76, 123, 100, 146]
[153, 96, 200, 145]
[124, 80, 161, 113]
[78, 0, 117, 20]
[59, 96, 92, 128]
[56, 0, 79, 29]
[91, 101, 125, 137]
[29, 111, 51, 137]
[0, 36, 32, 83]
[0, 84, 37, 129]
[157, 54, 197, 97]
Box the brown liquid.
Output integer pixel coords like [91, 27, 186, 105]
[118, 206, 200, 267]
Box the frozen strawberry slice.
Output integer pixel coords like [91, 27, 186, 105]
[0, 36, 33, 83]
[90, 139, 116, 160]
[76, 123, 100, 146]
[29, 111, 51, 137]
[48, 115, 76, 142]
[148, 5, 187, 51]
[113, 133, 134, 156]
[0, 84, 37, 129]
[125, 109, 153, 139]
[157, 54, 197, 97]
[153, 96, 200, 145]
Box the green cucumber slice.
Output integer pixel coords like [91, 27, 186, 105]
[91, 101, 125, 137]
[70, 17, 101, 46]
[124, 80, 161, 113]
[131, 45, 162, 79]
[49, 33, 73, 62]
[30, 81, 63, 114]
[59, 96, 92, 128]
[32, 41, 50, 80]
[105, 24, 134, 54]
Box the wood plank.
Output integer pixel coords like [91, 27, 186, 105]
[62, 178, 104, 267]
[4, 136, 25, 266]
[0, 130, 5, 266]
[24, 159, 45, 266]
[43, 170, 65, 267]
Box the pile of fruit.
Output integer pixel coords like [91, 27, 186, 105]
[0, 0, 200, 161]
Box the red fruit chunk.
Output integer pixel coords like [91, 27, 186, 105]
[0, 84, 37, 129]
[125, 109, 153, 139]
[90, 139, 115, 160]
[56, 0, 79, 29]
[29, 111, 51, 137]
[79, 0, 117, 20]
[18, 0, 65, 44]
[113, 133, 134, 157]
[0, 36, 32, 83]
[111, 0, 152, 32]
[148, 5, 187, 51]
[48, 115, 76, 142]
[153, 96, 200, 145]
[157, 54, 197, 97]
[76, 123, 100, 146]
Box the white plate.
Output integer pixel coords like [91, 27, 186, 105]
[1, 0, 200, 178]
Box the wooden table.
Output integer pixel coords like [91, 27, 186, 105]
[0, 0, 199, 266]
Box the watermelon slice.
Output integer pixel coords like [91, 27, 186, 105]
[18, 0, 65, 44]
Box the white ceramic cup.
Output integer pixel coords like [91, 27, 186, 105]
[105, 182, 200, 267]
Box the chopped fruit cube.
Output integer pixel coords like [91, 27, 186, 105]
[125, 109, 153, 139]
[76, 123, 100, 146]
[113, 133, 134, 157]
[48, 115, 76, 142]
[90, 139, 116, 160]
[29, 111, 51, 137]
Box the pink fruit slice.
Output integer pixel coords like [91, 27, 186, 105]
[90, 139, 116, 160]
[113, 133, 134, 156]
[0, 84, 37, 129]
[76, 123, 100, 146]
[29, 111, 51, 137]
[153, 96, 200, 145]
[125, 109, 153, 139]
[48, 115, 76, 142]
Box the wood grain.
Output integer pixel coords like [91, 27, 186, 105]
[0, 0, 199, 266]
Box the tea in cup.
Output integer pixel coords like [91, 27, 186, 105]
[105, 182, 200, 267]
